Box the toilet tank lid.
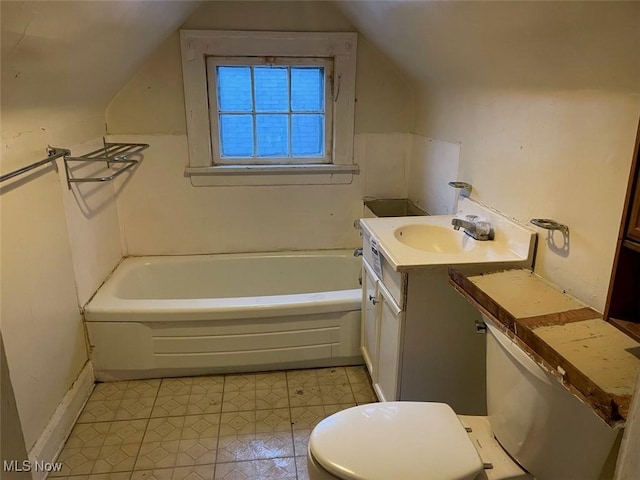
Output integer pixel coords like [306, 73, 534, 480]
[309, 402, 483, 480]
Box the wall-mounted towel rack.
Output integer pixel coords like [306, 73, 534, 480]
[0, 140, 149, 189]
[63, 140, 149, 189]
[0, 147, 70, 184]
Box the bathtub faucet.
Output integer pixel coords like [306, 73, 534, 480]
[451, 215, 494, 241]
[353, 248, 363, 257]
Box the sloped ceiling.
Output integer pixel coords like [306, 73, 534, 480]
[3, 0, 638, 133]
[335, 0, 640, 93]
[1, 0, 201, 117]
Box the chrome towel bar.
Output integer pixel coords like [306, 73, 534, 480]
[63, 140, 149, 189]
[0, 147, 70, 184]
[0, 139, 149, 189]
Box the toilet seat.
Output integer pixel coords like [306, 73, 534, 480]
[308, 402, 484, 480]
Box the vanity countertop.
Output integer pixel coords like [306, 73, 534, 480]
[359, 197, 536, 272]
[449, 268, 640, 427]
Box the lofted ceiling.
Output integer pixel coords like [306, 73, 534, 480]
[1, 0, 201, 117]
[335, 0, 640, 93]
[1, 0, 638, 134]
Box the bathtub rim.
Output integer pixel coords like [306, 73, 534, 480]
[84, 249, 362, 323]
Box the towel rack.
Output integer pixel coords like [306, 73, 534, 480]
[0, 140, 149, 189]
[0, 147, 70, 184]
[63, 140, 149, 189]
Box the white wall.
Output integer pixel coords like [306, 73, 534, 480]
[413, 89, 639, 312]
[0, 0, 198, 452]
[59, 138, 124, 306]
[0, 132, 91, 450]
[107, 1, 413, 136]
[407, 135, 461, 215]
[1, 333, 31, 478]
[106, 1, 414, 255]
[110, 133, 408, 255]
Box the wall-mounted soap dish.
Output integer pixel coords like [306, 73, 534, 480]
[530, 218, 569, 235]
[530, 218, 570, 257]
[448, 181, 472, 198]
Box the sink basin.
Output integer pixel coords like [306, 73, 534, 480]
[360, 197, 536, 270]
[394, 224, 475, 254]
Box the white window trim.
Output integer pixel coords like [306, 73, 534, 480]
[208, 56, 333, 165]
[180, 30, 359, 186]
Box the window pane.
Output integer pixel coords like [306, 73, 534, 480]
[292, 114, 323, 156]
[217, 67, 252, 112]
[220, 114, 253, 157]
[291, 67, 324, 112]
[256, 114, 288, 157]
[254, 67, 288, 113]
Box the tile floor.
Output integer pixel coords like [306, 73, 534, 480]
[52, 366, 377, 480]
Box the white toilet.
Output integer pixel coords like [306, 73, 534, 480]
[307, 318, 618, 480]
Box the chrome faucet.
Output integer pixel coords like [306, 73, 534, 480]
[451, 215, 494, 241]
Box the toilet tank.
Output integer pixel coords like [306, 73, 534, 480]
[484, 318, 618, 480]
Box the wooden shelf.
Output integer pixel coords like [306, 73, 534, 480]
[609, 317, 640, 343]
[622, 239, 640, 254]
[450, 268, 640, 427]
[605, 118, 640, 340]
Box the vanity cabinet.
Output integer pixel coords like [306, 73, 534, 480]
[360, 242, 487, 414]
[358, 196, 536, 415]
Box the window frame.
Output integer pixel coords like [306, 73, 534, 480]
[207, 56, 334, 165]
[180, 30, 358, 186]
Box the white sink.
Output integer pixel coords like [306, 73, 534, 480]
[359, 197, 537, 271]
[394, 224, 475, 254]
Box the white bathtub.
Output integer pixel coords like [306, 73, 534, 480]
[84, 250, 363, 381]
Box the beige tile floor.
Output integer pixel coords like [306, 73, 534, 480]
[52, 366, 377, 480]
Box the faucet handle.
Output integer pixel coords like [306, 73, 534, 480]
[465, 214, 478, 222]
[475, 221, 494, 239]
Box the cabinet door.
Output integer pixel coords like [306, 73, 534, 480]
[374, 282, 403, 402]
[361, 260, 380, 380]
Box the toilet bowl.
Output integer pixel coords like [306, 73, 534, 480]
[307, 319, 618, 480]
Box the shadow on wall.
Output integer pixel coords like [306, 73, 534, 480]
[530, 219, 571, 258]
[545, 229, 570, 258]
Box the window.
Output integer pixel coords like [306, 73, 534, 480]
[208, 57, 333, 164]
[180, 30, 358, 186]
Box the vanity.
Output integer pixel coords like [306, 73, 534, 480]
[359, 197, 536, 414]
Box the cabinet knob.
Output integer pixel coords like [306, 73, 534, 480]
[369, 294, 379, 305]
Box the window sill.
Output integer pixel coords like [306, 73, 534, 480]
[185, 164, 359, 186]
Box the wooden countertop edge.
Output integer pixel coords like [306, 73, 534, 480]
[448, 268, 518, 328]
[448, 270, 627, 427]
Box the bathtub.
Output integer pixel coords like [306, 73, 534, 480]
[84, 250, 363, 381]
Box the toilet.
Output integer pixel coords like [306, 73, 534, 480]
[307, 318, 618, 480]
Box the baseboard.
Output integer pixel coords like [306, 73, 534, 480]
[28, 361, 95, 480]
